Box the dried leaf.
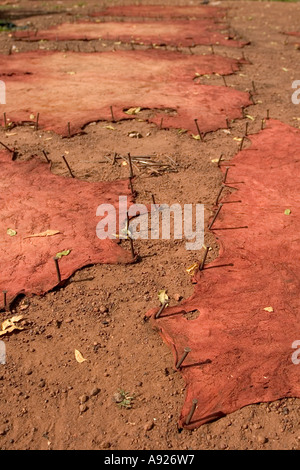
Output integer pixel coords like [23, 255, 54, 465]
[128, 131, 142, 138]
[56, 249, 71, 259]
[186, 262, 199, 276]
[104, 125, 115, 130]
[7, 228, 17, 237]
[0, 315, 24, 336]
[284, 209, 291, 215]
[25, 229, 61, 239]
[192, 134, 201, 140]
[263, 307, 274, 313]
[75, 349, 87, 363]
[158, 289, 168, 305]
[246, 114, 255, 121]
[233, 137, 242, 142]
[125, 107, 141, 115]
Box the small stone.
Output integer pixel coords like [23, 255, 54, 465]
[99, 305, 108, 314]
[90, 387, 100, 397]
[79, 404, 88, 414]
[38, 380, 46, 388]
[144, 421, 154, 432]
[79, 394, 89, 404]
[0, 427, 6, 436]
[113, 392, 123, 403]
[174, 293, 182, 302]
[101, 440, 111, 449]
[257, 436, 268, 444]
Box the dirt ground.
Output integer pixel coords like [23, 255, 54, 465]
[0, 0, 299, 451]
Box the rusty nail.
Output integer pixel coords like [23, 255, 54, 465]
[239, 136, 245, 151]
[42, 150, 50, 163]
[209, 204, 223, 230]
[62, 155, 75, 178]
[127, 213, 135, 259]
[110, 106, 115, 123]
[217, 154, 224, 167]
[200, 245, 210, 270]
[215, 184, 225, 205]
[0, 141, 13, 153]
[176, 347, 192, 369]
[250, 92, 255, 105]
[223, 167, 229, 183]
[185, 399, 198, 425]
[155, 301, 168, 319]
[2, 290, 8, 310]
[128, 152, 134, 178]
[53, 257, 61, 283]
[194, 119, 203, 142]
[35, 112, 39, 131]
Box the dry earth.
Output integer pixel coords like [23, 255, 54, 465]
[0, 0, 299, 450]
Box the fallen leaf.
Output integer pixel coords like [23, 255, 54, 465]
[124, 107, 141, 115]
[158, 289, 168, 305]
[192, 134, 201, 140]
[7, 228, 17, 237]
[263, 307, 274, 313]
[56, 249, 71, 259]
[0, 315, 24, 336]
[233, 137, 242, 142]
[128, 131, 142, 138]
[178, 129, 188, 135]
[186, 262, 199, 276]
[104, 125, 115, 130]
[75, 349, 87, 363]
[246, 114, 255, 121]
[24, 229, 61, 239]
[284, 209, 291, 215]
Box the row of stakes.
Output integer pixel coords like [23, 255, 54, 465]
[1, 101, 269, 427]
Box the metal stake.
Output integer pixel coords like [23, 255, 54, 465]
[185, 399, 198, 426]
[2, 290, 8, 311]
[194, 119, 203, 141]
[208, 204, 223, 230]
[200, 245, 210, 270]
[62, 155, 75, 178]
[155, 301, 168, 319]
[176, 347, 192, 369]
[53, 257, 61, 283]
